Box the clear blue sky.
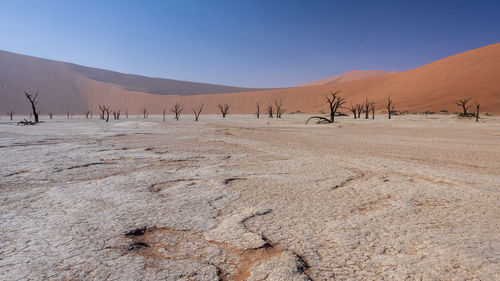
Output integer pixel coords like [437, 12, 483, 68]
[1, 0, 499, 88]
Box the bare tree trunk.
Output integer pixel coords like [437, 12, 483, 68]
[256, 103, 260, 119]
[387, 96, 395, 119]
[193, 104, 203, 121]
[306, 91, 345, 124]
[218, 104, 230, 118]
[370, 102, 375, 119]
[355, 104, 362, 119]
[267, 105, 273, 118]
[455, 97, 472, 116]
[170, 103, 183, 121]
[125, 109, 128, 119]
[475, 101, 480, 122]
[49, 113, 53, 119]
[24, 91, 39, 123]
[113, 110, 120, 120]
[349, 103, 357, 119]
[163, 109, 166, 122]
[99, 105, 111, 122]
[275, 100, 285, 118]
[364, 97, 369, 119]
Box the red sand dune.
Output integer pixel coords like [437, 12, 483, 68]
[1, 43, 500, 115]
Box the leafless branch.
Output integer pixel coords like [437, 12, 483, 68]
[455, 97, 472, 116]
[171, 103, 183, 120]
[475, 101, 480, 122]
[348, 103, 357, 119]
[24, 91, 39, 123]
[274, 100, 285, 118]
[306, 90, 345, 124]
[266, 104, 273, 118]
[113, 110, 121, 120]
[369, 102, 375, 119]
[192, 104, 203, 121]
[218, 103, 230, 118]
[387, 96, 395, 119]
[98, 105, 111, 122]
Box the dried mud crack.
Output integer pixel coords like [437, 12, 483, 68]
[122, 225, 310, 281]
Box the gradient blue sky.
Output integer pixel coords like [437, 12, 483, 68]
[1, 0, 499, 88]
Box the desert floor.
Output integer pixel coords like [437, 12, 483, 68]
[1, 114, 499, 280]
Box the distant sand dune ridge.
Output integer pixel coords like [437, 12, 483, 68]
[1, 43, 499, 115]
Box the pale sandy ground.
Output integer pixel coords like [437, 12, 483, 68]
[0, 114, 499, 280]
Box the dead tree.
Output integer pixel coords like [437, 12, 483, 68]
[67, 111, 70, 120]
[369, 102, 375, 119]
[24, 91, 39, 123]
[125, 109, 128, 119]
[387, 96, 395, 119]
[141, 107, 148, 118]
[355, 103, 363, 119]
[256, 103, 260, 119]
[98, 105, 111, 122]
[113, 110, 121, 120]
[192, 104, 203, 121]
[455, 97, 472, 116]
[163, 109, 166, 122]
[349, 103, 357, 119]
[8, 111, 14, 120]
[218, 104, 230, 118]
[266, 105, 274, 118]
[48, 113, 53, 119]
[306, 90, 345, 124]
[475, 101, 480, 122]
[85, 110, 90, 119]
[18, 119, 36, 125]
[274, 100, 285, 118]
[364, 97, 372, 119]
[98, 107, 104, 119]
[170, 102, 183, 121]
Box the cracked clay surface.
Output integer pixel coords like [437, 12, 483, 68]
[1, 114, 499, 280]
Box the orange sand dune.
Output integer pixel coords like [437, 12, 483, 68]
[1, 43, 500, 115]
[84, 43, 500, 115]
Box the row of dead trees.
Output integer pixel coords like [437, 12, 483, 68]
[304, 91, 483, 124]
[10, 91, 484, 124]
[91, 96, 482, 124]
[305, 91, 396, 124]
[255, 100, 286, 119]
[348, 97, 377, 120]
[455, 97, 481, 122]
[104, 100, 287, 122]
